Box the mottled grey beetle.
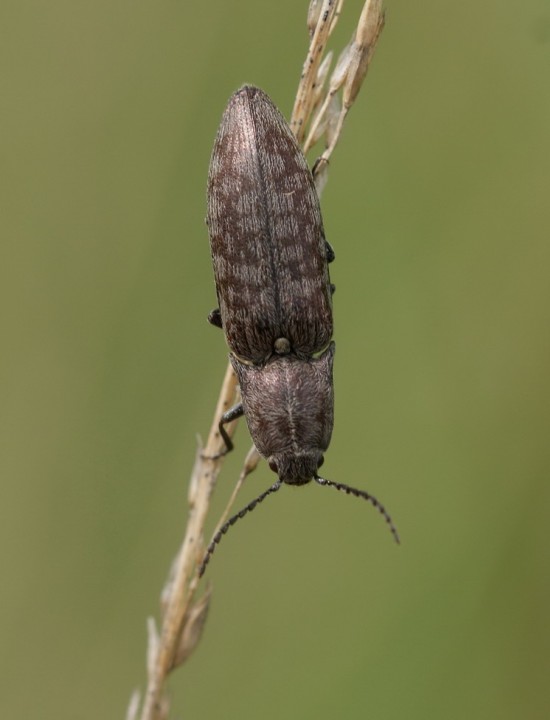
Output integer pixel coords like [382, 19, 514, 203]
[201, 86, 397, 575]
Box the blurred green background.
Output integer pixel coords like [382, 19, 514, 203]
[1, 0, 549, 718]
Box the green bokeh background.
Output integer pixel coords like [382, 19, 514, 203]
[2, 1, 549, 718]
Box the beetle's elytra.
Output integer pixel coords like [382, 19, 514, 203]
[201, 86, 398, 576]
[207, 85, 334, 364]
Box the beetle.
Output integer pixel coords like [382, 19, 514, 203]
[201, 86, 398, 575]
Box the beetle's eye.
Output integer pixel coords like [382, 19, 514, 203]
[317, 456, 324, 469]
[269, 459, 278, 473]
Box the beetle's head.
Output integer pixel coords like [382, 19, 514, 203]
[268, 451, 324, 485]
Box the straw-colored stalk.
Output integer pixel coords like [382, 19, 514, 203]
[129, 2, 385, 718]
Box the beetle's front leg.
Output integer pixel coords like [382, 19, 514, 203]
[203, 402, 245, 460]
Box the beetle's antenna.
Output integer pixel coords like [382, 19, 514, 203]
[314, 475, 400, 544]
[199, 481, 282, 577]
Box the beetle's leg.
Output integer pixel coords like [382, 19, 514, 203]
[325, 241, 335, 294]
[218, 402, 244, 454]
[208, 308, 223, 328]
[203, 402, 245, 459]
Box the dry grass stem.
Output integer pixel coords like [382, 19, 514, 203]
[303, 0, 385, 178]
[130, 3, 385, 718]
[136, 364, 239, 720]
[211, 445, 261, 536]
[291, 0, 342, 142]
